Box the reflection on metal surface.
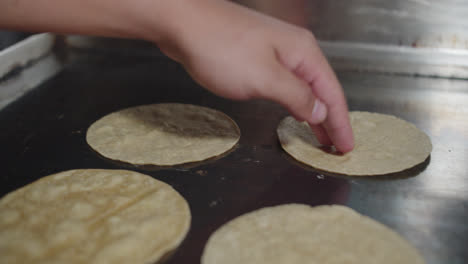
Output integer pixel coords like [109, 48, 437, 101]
[237, 0, 468, 49]
[307, 0, 468, 50]
[236, 0, 468, 78]
[0, 54, 62, 110]
[0, 33, 62, 110]
[321, 41, 468, 79]
[0, 33, 55, 78]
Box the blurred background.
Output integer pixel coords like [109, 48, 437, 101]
[4, 0, 467, 77]
[238, 0, 468, 49]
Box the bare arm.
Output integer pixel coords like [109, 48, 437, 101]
[0, 0, 354, 152]
[0, 0, 171, 40]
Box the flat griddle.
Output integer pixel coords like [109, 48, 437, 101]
[1, 49, 467, 264]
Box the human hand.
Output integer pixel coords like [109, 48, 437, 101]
[158, 0, 354, 153]
[0, 0, 353, 152]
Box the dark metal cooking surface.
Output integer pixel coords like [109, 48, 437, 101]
[0, 51, 467, 264]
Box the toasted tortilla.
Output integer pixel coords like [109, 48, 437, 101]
[202, 204, 425, 264]
[277, 112, 432, 175]
[0, 169, 191, 264]
[87, 103, 240, 166]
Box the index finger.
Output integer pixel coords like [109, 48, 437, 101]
[294, 45, 354, 153]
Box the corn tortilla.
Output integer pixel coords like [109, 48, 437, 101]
[277, 112, 432, 175]
[87, 103, 240, 166]
[0, 169, 191, 264]
[202, 204, 425, 264]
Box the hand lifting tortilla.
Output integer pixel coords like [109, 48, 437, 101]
[87, 103, 240, 166]
[0, 169, 191, 264]
[277, 111, 432, 176]
[202, 204, 425, 264]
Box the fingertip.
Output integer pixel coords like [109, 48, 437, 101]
[335, 133, 355, 154]
[336, 142, 354, 154]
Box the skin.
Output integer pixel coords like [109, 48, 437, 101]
[0, 0, 354, 152]
[236, 0, 309, 26]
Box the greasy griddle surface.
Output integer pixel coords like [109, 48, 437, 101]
[0, 51, 348, 262]
[1, 50, 467, 264]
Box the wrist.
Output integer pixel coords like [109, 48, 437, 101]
[137, 0, 209, 57]
[142, 0, 248, 61]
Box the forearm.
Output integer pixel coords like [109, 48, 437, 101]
[0, 0, 178, 42]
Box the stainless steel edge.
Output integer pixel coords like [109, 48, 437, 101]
[0, 54, 62, 110]
[0, 33, 63, 110]
[320, 41, 468, 79]
[0, 33, 56, 77]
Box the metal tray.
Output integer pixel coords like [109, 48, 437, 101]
[1, 37, 467, 264]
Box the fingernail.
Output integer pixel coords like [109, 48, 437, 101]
[310, 99, 327, 124]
